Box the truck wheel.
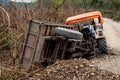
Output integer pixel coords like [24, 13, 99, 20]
[54, 27, 83, 40]
[97, 38, 108, 54]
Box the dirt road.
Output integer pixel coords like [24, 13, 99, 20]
[91, 18, 120, 74]
[104, 18, 120, 52]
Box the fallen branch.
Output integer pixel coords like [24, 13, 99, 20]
[0, 65, 28, 75]
[0, 6, 10, 28]
[0, 64, 46, 76]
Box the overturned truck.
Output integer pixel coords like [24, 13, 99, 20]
[20, 11, 108, 71]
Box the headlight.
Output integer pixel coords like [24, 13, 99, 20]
[98, 29, 103, 36]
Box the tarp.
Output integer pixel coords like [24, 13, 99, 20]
[65, 11, 104, 25]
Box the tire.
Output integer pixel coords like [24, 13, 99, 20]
[97, 38, 108, 54]
[54, 27, 83, 40]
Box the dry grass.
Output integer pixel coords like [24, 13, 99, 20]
[0, 4, 86, 79]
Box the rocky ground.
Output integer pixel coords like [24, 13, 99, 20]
[45, 58, 120, 80]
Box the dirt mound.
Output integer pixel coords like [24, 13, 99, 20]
[46, 58, 120, 80]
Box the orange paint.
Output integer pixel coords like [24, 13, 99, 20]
[65, 11, 104, 25]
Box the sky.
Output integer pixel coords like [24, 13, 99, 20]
[10, 0, 37, 3]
